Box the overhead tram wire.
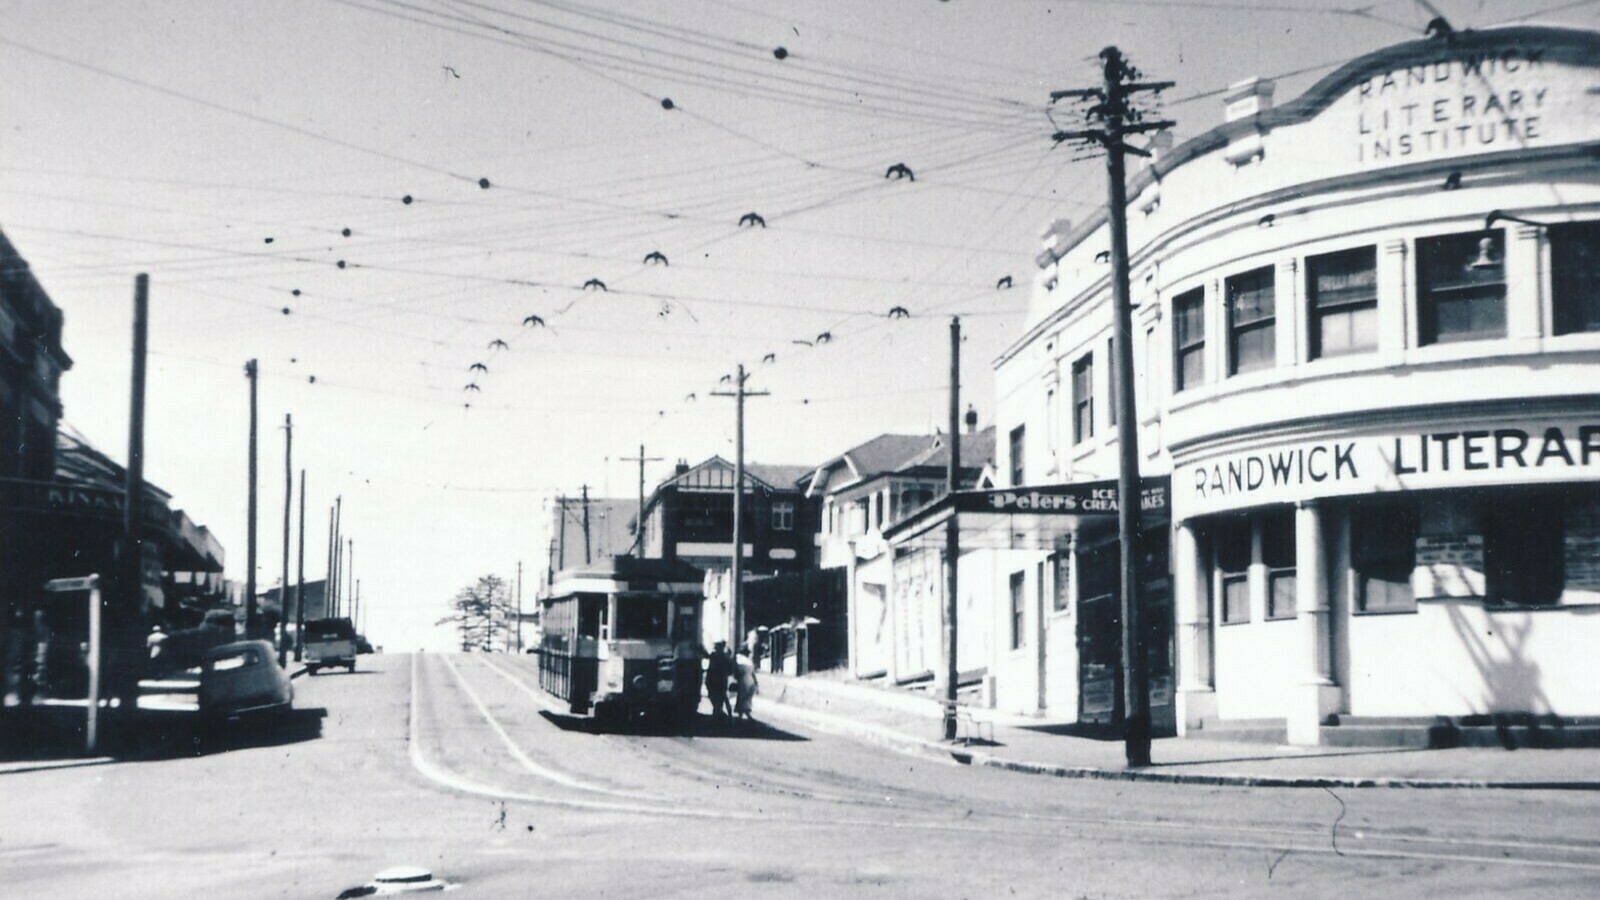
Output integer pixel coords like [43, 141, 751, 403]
[508, 0, 1043, 114]
[416, 0, 1045, 126]
[339, 0, 1040, 134]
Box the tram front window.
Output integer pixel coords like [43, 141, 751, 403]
[613, 598, 668, 639]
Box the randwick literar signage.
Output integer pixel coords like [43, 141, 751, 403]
[1176, 423, 1600, 517]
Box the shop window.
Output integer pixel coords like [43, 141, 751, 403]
[1072, 352, 1094, 444]
[1352, 500, 1418, 613]
[1483, 493, 1564, 607]
[1308, 246, 1378, 359]
[1551, 221, 1600, 336]
[1009, 425, 1026, 486]
[1173, 287, 1206, 392]
[1077, 542, 1116, 610]
[1215, 517, 1252, 624]
[1009, 571, 1026, 650]
[1417, 229, 1506, 344]
[771, 501, 794, 532]
[1227, 266, 1276, 375]
[1261, 509, 1297, 620]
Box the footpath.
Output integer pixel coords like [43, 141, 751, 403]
[755, 671, 1600, 791]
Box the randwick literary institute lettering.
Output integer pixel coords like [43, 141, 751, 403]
[1354, 47, 1551, 162]
[1188, 424, 1600, 502]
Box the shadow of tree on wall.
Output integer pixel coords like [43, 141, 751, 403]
[1438, 601, 1598, 749]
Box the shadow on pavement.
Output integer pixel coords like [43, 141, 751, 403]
[1148, 745, 1435, 769]
[1015, 721, 1121, 741]
[537, 709, 808, 742]
[133, 706, 327, 759]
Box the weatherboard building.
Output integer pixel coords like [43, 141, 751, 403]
[980, 24, 1600, 745]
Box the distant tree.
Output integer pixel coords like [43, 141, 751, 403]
[437, 574, 514, 652]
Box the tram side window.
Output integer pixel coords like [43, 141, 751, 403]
[1551, 221, 1600, 336]
[577, 594, 606, 638]
[614, 597, 669, 639]
[1214, 517, 1252, 624]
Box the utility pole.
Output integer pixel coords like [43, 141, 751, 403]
[295, 469, 306, 661]
[943, 317, 961, 742]
[115, 274, 149, 732]
[712, 364, 768, 649]
[325, 503, 336, 620]
[555, 497, 568, 573]
[244, 358, 259, 639]
[546, 538, 556, 588]
[278, 414, 292, 666]
[332, 497, 343, 617]
[1051, 47, 1173, 769]
[580, 485, 592, 564]
[346, 538, 354, 619]
[353, 578, 361, 639]
[515, 560, 523, 653]
[620, 444, 662, 554]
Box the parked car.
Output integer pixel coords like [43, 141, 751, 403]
[199, 640, 293, 722]
[304, 617, 358, 674]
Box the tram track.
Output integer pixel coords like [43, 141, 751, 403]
[408, 653, 1600, 876]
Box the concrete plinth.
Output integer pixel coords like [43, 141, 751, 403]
[1287, 682, 1342, 745]
[1175, 687, 1217, 737]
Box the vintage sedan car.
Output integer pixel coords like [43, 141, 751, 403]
[199, 640, 293, 722]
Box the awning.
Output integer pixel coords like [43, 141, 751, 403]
[882, 477, 1170, 551]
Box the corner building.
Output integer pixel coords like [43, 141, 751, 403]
[997, 26, 1600, 745]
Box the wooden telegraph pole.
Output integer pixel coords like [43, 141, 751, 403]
[621, 444, 662, 554]
[278, 414, 292, 666]
[712, 364, 768, 649]
[943, 317, 961, 741]
[295, 469, 306, 661]
[1051, 47, 1173, 768]
[244, 359, 259, 639]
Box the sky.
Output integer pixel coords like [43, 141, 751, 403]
[3, 0, 1591, 650]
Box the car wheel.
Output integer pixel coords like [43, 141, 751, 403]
[308, 666, 319, 676]
[348, 662, 356, 673]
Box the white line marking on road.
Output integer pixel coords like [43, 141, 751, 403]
[438, 653, 653, 800]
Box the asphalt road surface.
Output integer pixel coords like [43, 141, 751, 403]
[4, 653, 1600, 899]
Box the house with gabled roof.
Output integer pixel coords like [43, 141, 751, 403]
[635, 455, 816, 576]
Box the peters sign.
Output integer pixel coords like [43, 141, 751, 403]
[952, 479, 1169, 518]
[1176, 422, 1600, 518]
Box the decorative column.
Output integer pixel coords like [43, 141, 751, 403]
[1378, 239, 1410, 357]
[1289, 500, 1342, 745]
[1506, 225, 1545, 342]
[1173, 520, 1215, 734]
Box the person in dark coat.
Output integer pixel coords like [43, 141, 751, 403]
[705, 640, 733, 720]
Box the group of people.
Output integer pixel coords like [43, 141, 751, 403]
[703, 639, 757, 722]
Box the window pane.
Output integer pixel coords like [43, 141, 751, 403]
[1179, 348, 1205, 391]
[1072, 354, 1093, 443]
[1352, 501, 1418, 613]
[1309, 246, 1377, 307]
[1268, 571, 1297, 619]
[1418, 230, 1506, 344]
[1009, 426, 1025, 486]
[1484, 492, 1564, 607]
[1227, 267, 1275, 374]
[1552, 221, 1600, 335]
[1309, 247, 1378, 358]
[1230, 323, 1275, 375]
[1221, 575, 1250, 624]
[1316, 304, 1378, 358]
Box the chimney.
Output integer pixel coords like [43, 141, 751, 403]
[964, 404, 978, 434]
[674, 458, 689, 476]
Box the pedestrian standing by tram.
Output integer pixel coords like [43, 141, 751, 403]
[705, 640, 733, 720]
[733, 647, 758, 721]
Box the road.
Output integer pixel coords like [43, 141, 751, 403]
[4, 653, 1600, 899]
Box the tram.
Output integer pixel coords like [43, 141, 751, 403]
[538, 557, 705, 725]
